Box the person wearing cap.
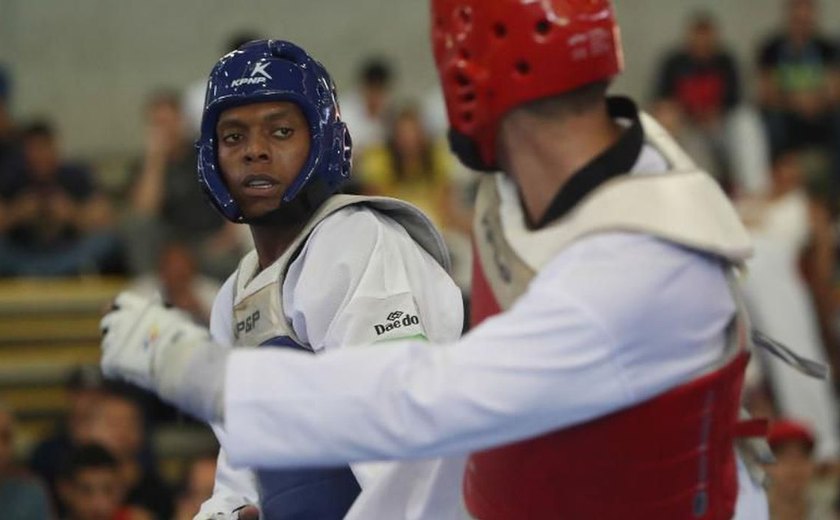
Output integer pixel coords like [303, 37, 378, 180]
[104, 40, 465, 520]
[100, 1, 770, 518]
[29, 366, 105, 515]
[765, 419, 824, 520]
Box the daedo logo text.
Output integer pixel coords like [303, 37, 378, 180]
[374, 310, 420, 336]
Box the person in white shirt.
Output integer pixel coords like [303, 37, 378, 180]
[338, 58, 394, 155]
[101, 2, 773, 518]
[110, 40, 466, 519]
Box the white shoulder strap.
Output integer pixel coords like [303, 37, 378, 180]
[510, 171, 753, 271]
[234, 195, 451, 347]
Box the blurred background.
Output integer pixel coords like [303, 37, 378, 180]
[1, 0, 840, 518]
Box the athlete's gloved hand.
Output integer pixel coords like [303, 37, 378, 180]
[100, 291, 227, 422]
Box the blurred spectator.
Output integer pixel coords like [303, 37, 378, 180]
[185, 31, 263, 135]
[0, 121, 120, 276]
[0, 402, 52, 520]
[88, 388, 173, 520]
[357, 103, 474, 296]
[358, 103, 471, 233]
[30, 366, 105, 515]
[340, 57, 395, 155]
[124, 90, 243, 279]
[652, 11, 741, 185]
[757, 0, 840, 163]
[131, 242, 220, 325]
[420, 86, 450, 142]
[654, 12, 741, 125]
[58, 443, 151, 520]
[765, 419, 827, 520]
[172, 455, 216, 520]
[738, 148, 840, 463]
[0, 64, 22, 186]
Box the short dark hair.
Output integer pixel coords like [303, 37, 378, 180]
[520, 80, 611, 120]
[226, 31, 262, 53]
[359, 58, 393, 88]
[66, 365, 104, 392]
[689, 10, 717, 32]
[770, 142, 808, 167]
[58, 444, 118, 482]
[0, 65, 10, 103]
[21, 120, 55, 141]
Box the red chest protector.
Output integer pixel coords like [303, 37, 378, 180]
[468, 253, 758, 520]
[463, 146, 761, 520]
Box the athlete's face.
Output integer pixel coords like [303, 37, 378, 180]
[216, 101, 311, 219]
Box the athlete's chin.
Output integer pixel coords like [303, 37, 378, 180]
[240, 200, 283, 220]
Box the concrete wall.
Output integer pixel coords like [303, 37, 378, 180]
[1, 0, 838, 158]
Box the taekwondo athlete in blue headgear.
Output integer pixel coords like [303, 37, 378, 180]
[102, 39, 466, 520]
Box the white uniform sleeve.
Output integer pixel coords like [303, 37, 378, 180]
[281, 207, 464, 488]
[285, 206, 463, 350]
[197, 274, 260, 519]
[222, 233, 735, 468]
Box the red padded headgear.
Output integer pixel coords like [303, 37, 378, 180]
[431, 0, 624, 170]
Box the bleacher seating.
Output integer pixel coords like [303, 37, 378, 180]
[0, 277, 216, 480]
[0, 277, 124, 446]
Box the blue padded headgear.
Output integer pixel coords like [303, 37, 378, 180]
[197, 40, 352, 222]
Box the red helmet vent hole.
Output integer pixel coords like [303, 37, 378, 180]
[515, 60, 531, 76]
[459, 48, 471, 61]
[455, 73, 472, 87]
[493, 23, 507, 38]
[536, 19, 551, 36]
[462, 112, 474, 123]
[458, 7, 472, 24]
[461, 92, 476, 103]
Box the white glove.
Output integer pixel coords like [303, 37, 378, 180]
[100, 291, 227, 422]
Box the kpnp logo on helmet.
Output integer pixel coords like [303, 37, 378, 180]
[231, 62, 274, 88]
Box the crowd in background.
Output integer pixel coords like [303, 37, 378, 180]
[0, 0, 840, 518]
[1, 367, 217, 520]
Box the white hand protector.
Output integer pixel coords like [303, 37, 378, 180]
[100, 292, 227, 422]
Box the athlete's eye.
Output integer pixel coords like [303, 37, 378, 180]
[221, 132, 243, 144]
[273, 127, 294, 139]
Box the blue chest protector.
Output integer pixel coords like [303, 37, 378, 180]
[255, 336, 361, 519]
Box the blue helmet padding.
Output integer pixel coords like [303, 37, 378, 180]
[196, 40, 352, 222]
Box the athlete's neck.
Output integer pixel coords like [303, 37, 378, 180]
[249, 221, 307, 272]
[497, 100, 621, 226]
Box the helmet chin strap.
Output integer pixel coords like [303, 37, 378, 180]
[448, 128, 497, 173]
